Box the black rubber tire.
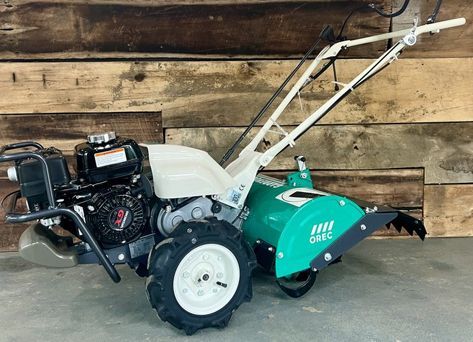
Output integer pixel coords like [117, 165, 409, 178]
[145, 218, 256, 335]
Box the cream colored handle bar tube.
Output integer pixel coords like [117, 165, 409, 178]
[240, 17, 466, 167]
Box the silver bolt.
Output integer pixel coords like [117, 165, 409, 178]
[268, 247, 274, 252]
[407, 35, 416, 45]
[217, 272, 223, 279]
[203, 254, 209, 260]
[213, 288, 218, 293]
[324, 253, 332, 262]
[256, 240, 261, 244]
[339, 200, 345, 207]
[118, 253, 125, 261]
[312, 267, 317, 272]
[191, 207, 203, 219]
[277, 252, 284, 259]
[360, 224, 367, 231]
[187, 228, 192, 234]
[198, 290, 204, 296]
[191, 238, 197, 244]
[87, 205, 95, 212]
[182, 288, 188, 294]
[300, 173, 307, 179]
[137, 194, 143, 199]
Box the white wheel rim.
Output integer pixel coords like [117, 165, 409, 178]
[173, 243, 240, 316]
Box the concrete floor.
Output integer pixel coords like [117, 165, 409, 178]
[0, 238, 472, 342]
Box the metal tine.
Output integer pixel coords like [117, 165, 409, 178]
[413, 222, 427, 240]
[392, 221, 403, 233]
[403, 224, 415, 236]
[398, 217, 415, 236]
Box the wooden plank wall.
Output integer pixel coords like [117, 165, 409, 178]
[0, 0, 472, 250]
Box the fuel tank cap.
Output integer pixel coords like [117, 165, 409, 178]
[87, 131, 116, 145]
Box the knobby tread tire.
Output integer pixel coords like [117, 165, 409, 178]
[145, 218, 256, 335]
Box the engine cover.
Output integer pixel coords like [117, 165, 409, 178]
[87, 187, 149, 245]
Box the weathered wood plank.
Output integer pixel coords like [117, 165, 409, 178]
[0, 112, 163, 149]
[160, 58, 473, 127]
[267, 168, 424, 208]
[0, 59, 471, 126]
[166, 122, 473, 184]
[1, 0, 388, 4]
[0, 0, 389, 59]
[424, 184, 473, 237]
[392, 0, 473, 58]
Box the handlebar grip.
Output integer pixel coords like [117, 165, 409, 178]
[0, 141, 44, 155]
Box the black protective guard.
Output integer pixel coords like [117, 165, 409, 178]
[349, 197, 427, 240]
[310, 198, 427, 272]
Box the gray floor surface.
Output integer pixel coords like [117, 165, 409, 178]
[0, 238, 472, 342]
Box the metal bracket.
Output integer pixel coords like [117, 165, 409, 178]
[403, 17, 419, 46]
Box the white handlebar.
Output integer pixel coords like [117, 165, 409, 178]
[323, 17, 466, 58]
[223, 17, 466, 210]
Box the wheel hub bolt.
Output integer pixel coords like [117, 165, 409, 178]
[203, 254, 209, 260]
[198, 290, 204, 296]
[183, 272, 190, 278]
[217, 272, 223, 279]
[182, 288, 188, 294]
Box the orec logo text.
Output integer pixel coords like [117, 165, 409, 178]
[309, 220, 334, 244]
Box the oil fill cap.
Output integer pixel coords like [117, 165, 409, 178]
[87, 132, 116, 145]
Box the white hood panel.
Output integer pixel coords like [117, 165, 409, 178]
[141, 144, 236, 199]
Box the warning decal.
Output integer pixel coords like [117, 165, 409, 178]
[94, 148, 127, 168]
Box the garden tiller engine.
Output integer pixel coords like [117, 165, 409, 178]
[0, 1, 465, 335]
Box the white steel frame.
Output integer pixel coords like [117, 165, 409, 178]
[219, 17, 465, 209]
